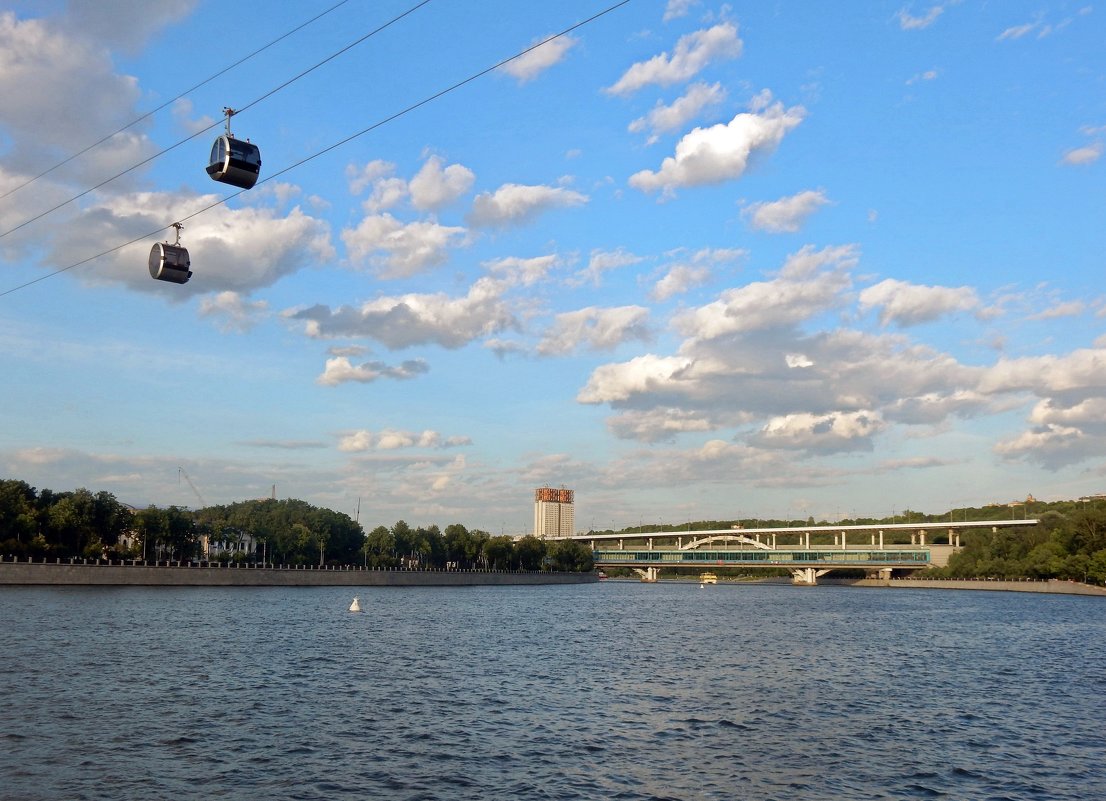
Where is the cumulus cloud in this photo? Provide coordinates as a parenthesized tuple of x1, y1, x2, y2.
(198, 291, 269, 332)
(0, 12, 155, 181)
(674, 245, 857, 339)
(628, 82, 727, 144)
(606, 22, 742, 95)
(859, 278, 980, 327)
(742, 189, 830, 233)
(499, 34, 577, 83)
(577, 354, 695, 404)
(538, 306, 651, 356)
(751, 410, 886, 453)
(338, 428, 471, 451)
(650, 247, 743, 301)
(652, 264, 711, 301)
(288, 276, 518, 349)
(341, 213, 467, 277)
(316, 357, 429, 386)
(994, 424, 1089, 468)
(408, 155, 475, 210)
(46, 191, 333, 295)
(468, 183, 587, 228)
(629, 97, 805, 197)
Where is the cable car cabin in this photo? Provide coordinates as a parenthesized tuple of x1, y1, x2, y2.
(149, 242, 192, 284)
(206, 135, 261, 189)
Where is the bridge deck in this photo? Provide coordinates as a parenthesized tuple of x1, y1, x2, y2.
(594, 548, 930, 569)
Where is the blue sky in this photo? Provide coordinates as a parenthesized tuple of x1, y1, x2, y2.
(1, 0, 1104, 534)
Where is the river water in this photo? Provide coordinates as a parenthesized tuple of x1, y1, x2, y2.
(2, 581, 1103, 800)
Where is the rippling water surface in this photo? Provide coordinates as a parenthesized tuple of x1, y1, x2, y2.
(2, 582, 1104, 800)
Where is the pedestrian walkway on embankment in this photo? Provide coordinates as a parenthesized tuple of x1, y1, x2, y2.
(0, 556, 596, 587)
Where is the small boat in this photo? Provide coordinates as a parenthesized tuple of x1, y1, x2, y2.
(348, 597, 362, 613)
(699, 572, 718, 585)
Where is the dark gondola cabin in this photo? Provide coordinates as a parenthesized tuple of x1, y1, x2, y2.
(149, 242, 191, 284)
(206, 135, 261, 189)
(149, 223, 191, 284)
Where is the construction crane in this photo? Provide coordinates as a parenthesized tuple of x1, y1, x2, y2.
(178, 467, 207, 509)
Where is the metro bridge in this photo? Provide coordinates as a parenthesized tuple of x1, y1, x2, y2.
(554, 520, 1039, 585)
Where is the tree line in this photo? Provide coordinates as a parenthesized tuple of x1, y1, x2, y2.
(0, 479, 593, 572)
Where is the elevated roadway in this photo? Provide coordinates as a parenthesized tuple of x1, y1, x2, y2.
(553, 519, 1039, 585)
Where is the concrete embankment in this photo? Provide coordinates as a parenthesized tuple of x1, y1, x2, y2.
(825, 577, 1106, 597)
(0, 559, 597, 587)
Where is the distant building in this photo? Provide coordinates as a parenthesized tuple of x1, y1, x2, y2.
(534, 487, 574, 539)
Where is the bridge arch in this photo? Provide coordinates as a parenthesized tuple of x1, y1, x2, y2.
(681, 534, 773, 551)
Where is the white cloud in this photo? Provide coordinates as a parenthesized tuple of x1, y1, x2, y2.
(606, 22, 742, 96)
(316, 357, 429, 386)
(1062, 143, 1103, 165)
(338, 429, 471, 451)
(570, 248, 643, 287)
(897, 5, 945, 30)
(859, 278, 980, 327)
(607, 408, 714, 442)
(906, 69, 939, 85)
(994, 424, 1090, 468)
(742, 189, 829, 233)
(59, 1, 198, 53)
(47, 191, 333, 295)
(484, 254, 560, 286)
(341, 213, 467, 278)
(538, 306, 651, 356)
(996, 22, 1035, 41)
(628, 82, 727, 144)
(499, 34, 577, 83)
(675, 245, 857, 339)
(663, 0, 700, 22)
(468, 183, 587, 228)
(652, 264, 711, 301)
(347, 159, 396, 195)
(751, 410, 886, 453)
(409, 155, 475, 211)
(577, 354, 695, 404)
(629, 98, 805, 197)
(171, 98, 215, 135)
(198, 291, 269, 332)
(289, 277, 518, 349)
(1029, 300, 1085, 320)
(0, 12, 155, 182)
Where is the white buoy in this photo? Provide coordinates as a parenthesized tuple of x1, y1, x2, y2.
(349, 597, 362, 613)
(699, 583, 704, 589)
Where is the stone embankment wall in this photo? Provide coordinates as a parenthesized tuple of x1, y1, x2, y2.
(829, 577, 1106, 597)
(0, 558, 597, 587)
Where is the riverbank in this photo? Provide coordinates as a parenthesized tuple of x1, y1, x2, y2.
(828, 576, 1106, 596)
(0, 558, 597, 587)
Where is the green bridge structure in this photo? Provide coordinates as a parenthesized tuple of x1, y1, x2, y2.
(556, 520, 1039, 585)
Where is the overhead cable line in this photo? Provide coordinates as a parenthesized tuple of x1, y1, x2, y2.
(0, 0, 434, 242)
(0, 0, 352, 202)
(0, 0, 634, 300)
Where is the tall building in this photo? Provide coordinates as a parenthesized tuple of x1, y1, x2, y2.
(533, 486, 574, 539)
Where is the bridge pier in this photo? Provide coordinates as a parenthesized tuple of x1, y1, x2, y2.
(790, 567, 831, 586)
(633, 567, 660, 583)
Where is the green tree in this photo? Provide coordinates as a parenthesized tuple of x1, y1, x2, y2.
(515, 535, 546, 571)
